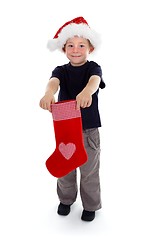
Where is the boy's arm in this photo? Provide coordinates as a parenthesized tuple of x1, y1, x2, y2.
(76, 75, 100, 110)
(39, 77, 60, 111)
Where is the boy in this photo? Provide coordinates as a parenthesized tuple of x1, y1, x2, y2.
(40, 17, 105, 221)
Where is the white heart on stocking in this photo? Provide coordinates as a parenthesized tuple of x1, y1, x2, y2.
(59, 142, 76, 160)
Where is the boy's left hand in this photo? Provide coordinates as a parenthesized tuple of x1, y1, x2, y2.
(76, 89, 92, 110)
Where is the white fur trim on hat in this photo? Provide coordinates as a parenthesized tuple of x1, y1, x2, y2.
(47, 23, 101, 52)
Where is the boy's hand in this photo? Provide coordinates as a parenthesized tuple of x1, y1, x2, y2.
(39, 94, 55, 112)
(76, 89, 92, 110)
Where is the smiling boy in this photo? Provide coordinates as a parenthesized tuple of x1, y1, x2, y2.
(40, 17, 105, 221)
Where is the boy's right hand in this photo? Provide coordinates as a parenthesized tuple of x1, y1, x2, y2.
(39, 94, 55, 112)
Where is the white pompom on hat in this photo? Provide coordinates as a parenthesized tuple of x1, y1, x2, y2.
(47, 16, 101, 52)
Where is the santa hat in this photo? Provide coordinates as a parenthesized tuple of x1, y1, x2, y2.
(47, 16, 101, 52)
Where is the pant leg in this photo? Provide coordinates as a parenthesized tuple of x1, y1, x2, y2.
(57, 169, 77, 205)
(80, 128, 102, 211)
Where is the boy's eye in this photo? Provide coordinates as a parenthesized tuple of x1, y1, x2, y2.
(79, 44, 85, 48)
(67, 44, 73, 48)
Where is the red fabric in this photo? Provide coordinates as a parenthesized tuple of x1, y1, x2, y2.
(53, 16, 89, 39)
(46, 100, 87, 178)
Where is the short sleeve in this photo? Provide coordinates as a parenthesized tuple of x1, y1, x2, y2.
(89, 61, 106, 89)
(50, 66, 64, 80)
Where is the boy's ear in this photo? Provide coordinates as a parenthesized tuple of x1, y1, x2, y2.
(89, 47, 94, 53)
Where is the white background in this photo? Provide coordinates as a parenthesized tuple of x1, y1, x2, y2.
(0, 0, 147, 239)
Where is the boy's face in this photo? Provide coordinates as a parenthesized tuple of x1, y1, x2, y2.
(64, 36, 94, 66)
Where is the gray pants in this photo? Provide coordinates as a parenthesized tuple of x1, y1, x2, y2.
(57, 128, 102, 211)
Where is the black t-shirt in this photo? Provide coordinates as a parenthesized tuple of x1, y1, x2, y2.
(50, 60, 105, 129)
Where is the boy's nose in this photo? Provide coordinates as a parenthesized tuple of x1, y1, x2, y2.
(73, 46, 78, 52)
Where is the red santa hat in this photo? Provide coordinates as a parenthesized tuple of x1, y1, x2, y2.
(47, 17, 101, 52)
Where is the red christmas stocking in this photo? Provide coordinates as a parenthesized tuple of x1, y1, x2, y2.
(46, 100, 87, 178)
